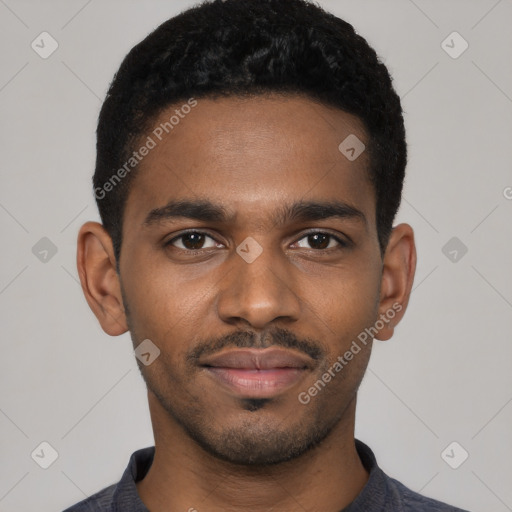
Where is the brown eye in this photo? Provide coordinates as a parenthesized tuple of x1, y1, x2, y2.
(295, 232, 346, 250)
(166, 231, 218, 250)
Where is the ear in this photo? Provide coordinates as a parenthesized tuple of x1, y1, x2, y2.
(76, 221, 128, 336)
(375, 223, 417, 341)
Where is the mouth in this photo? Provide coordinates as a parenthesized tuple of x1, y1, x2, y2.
(200, 348, 313, 398)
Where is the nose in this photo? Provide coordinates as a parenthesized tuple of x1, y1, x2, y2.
(216, 240, 302, 330)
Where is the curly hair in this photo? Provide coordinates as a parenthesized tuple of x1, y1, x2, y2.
(93, 0, 406, 264)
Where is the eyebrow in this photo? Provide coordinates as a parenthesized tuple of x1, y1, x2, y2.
(143, 198, 367, 229)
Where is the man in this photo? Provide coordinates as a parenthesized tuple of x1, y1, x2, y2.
(66, 0, 469, 510)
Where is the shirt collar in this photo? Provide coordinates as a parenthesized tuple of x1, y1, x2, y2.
(111, 439, 386, 511)
(112, 446, 154, 511)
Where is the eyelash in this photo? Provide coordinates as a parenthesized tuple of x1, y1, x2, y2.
(164, 230, 350, 253)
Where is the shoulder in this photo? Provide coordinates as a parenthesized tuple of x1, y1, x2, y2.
(388, 476, 471, 511)
(352, 440, 471, 512)
(62, 483, 117, 511)
(61, 446, 154, 511)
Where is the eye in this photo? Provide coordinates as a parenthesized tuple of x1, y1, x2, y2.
(293, 231, 348, 250)
(164, 230, 349, 253)
(165, 231, 220, 251)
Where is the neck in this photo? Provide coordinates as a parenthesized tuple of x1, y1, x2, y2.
(136, 391, 369, 512)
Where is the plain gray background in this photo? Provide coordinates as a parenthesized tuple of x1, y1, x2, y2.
(1, 1, 511, 511)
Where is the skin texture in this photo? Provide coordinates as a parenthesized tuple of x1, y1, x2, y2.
(77, 94, 416, 512)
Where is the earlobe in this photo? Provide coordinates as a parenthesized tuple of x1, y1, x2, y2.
(76, 221, 128, 336)
(375, 223, 417, 341)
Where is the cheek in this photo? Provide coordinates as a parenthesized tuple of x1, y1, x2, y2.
(303, 260, 381, 339)
(121, 256, 214, 347)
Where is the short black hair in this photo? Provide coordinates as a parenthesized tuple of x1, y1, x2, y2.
(93, 0, 406, 265)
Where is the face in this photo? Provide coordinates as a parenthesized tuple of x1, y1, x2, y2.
(81, 94, 415, 466)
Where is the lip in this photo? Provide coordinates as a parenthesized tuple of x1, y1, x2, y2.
(201, 347, 313, 370)
(200, 348, 313, 398)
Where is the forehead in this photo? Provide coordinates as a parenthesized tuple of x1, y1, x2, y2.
(122, 94, 375, 231)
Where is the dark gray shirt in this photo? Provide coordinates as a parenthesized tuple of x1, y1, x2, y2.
(62, 440, 470, 511)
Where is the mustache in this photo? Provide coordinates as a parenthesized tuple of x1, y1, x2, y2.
(187, 327, 325, 365)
